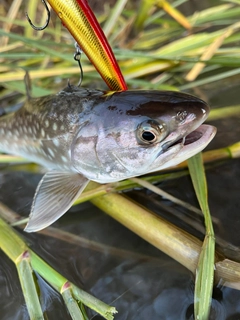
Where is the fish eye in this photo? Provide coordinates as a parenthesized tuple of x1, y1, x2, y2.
(137, 120, 167, 145)
(142, 131, 156, 142)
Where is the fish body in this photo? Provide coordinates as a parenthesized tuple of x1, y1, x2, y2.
(0, 86, 216, 232)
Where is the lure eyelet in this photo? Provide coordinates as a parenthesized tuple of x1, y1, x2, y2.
(26, 0, 50, 31)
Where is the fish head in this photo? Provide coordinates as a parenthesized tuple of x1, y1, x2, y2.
(71, 90, 216, 182)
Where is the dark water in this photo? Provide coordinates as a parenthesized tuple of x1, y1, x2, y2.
(0, 79, 240, 320)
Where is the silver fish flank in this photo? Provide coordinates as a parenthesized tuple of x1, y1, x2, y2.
(0, 85, 216, 232)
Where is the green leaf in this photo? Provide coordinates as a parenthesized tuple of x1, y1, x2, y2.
(188, 153, 215, 320)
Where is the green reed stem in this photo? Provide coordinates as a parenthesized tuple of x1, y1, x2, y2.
(188, 153, 215, 320)
(0, 216, 117, 320)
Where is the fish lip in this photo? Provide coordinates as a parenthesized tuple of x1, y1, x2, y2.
(182, 124, 216, 147)
(160, 124, 216, 155)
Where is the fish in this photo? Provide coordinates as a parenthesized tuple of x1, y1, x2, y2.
(0, 85, 216, 232)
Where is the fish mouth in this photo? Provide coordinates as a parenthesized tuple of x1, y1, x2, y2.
(156, 124, 216, 170)
(184, 127, 205, 145)
(162, 124, 216, 151)
(181, 124, 216, 148)
(172, 125, 210, 147)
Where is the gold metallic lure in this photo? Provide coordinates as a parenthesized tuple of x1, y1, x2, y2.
(46, 0, 127, 91)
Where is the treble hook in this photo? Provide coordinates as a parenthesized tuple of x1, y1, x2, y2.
(74, 43, 84, 87)
(26, 0, 50, 31)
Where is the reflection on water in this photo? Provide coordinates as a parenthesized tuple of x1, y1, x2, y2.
(0, 85, 240, 319)
(91, 260, 194, 319)
(0, 251, 27, 320)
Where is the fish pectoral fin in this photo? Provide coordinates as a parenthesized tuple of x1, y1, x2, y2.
(24, 171, 89, 233)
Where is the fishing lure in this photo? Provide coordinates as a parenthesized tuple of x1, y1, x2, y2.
(26, 0, 127, 91)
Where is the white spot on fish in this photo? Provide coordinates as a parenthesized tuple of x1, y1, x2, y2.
(60, 125, 65, 131)
(45, 120, 49, 127)
(61, 155, 68, 163)
(48, 148, 55, 158)
(63, 165, 70, 170)
(41, 128, 45, 138)
(53, 139, 60, 147)
(53, 123, 58, 131)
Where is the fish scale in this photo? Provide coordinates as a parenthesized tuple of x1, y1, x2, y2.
(0, 86, 102, 169)
(0, 86, 216, 232)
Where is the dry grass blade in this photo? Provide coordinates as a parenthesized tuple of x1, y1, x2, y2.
(103, 0, 128, 37)
(185, 29, 232, 81)
(90, 193, 240, 290)
(1, 200, 240, 293)
(186, 21, 240, 81)
(0, 0, 23, 47)
(157, 0, 191, 29)
(131, 177, 202, 216)
(1, 2, 240, 91)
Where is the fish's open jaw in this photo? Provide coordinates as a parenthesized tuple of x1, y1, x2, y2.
(155, 124, 216, 171)
(168, 124, 216, 150)
(184, 127, 205, 145)
(184, 124, 216, 149)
